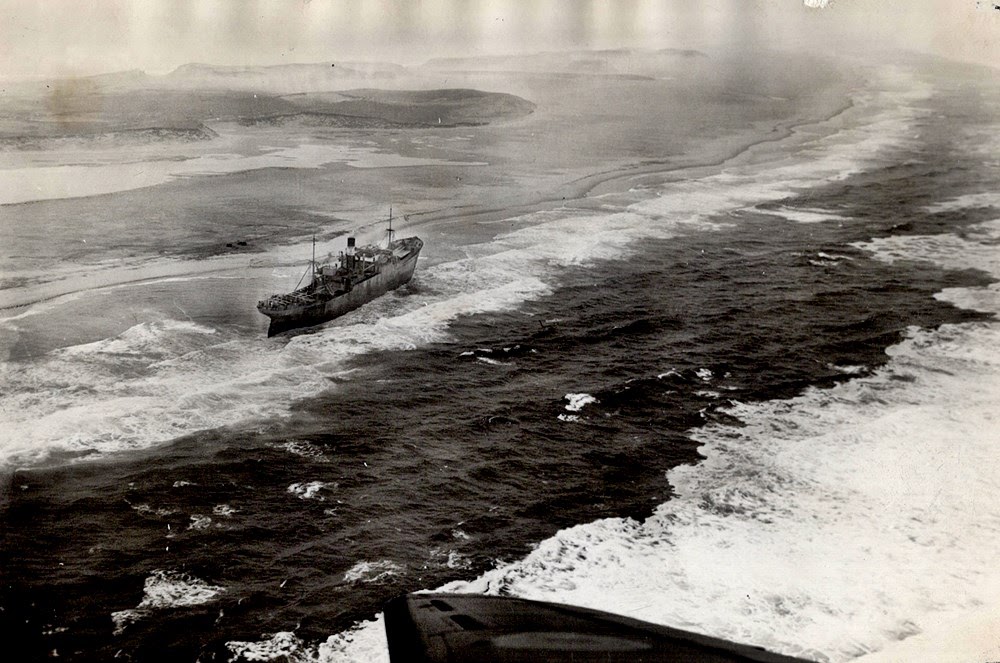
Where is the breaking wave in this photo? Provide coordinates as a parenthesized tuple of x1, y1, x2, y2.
(0, 69, 928, 472)
(219, 68, 1000, 663)
(111, 570, 224, 635)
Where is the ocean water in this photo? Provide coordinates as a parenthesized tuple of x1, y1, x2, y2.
(2, 64, 999, 662)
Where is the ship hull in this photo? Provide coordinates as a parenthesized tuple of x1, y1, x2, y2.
(262, 242, 421, 336)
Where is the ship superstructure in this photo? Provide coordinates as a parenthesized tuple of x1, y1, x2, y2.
(257, 214, 422, 335)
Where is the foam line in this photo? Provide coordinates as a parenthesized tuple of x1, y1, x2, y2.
(427, 221, 1000, 661)
(236, 68, 989, 663)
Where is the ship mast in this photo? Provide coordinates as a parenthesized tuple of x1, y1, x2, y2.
(310, 235, 317, 284)
(386, 206, 396, 246)
(293, 234, 318, 291)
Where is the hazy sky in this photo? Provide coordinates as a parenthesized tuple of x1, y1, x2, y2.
(0, 0, 997, 79)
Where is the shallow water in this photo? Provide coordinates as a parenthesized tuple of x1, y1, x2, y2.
(0, 124, 487, 206)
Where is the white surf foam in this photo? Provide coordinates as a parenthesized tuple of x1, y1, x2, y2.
(343, 560, 404, 584)
(0, 318, 335, 468)
(857, 219, 1000, 295)
(428, 311, 1000, 661)
(227, 631, 307, 662)
(923, 192, 1000, 214)
(287, 481, 335, 501)
(417, 219, 998, 661)
(564, 393, 597, 412)
(228, 617, 390, 663)
(852, 607, 1000, 663)
(111, 570, 224, 635)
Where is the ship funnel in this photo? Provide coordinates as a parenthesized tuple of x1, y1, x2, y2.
(346, 237, 356, 256)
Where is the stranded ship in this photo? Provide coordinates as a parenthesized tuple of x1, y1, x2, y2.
(257, 214, 423, 335)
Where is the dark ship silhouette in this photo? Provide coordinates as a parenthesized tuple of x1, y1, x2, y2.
(385, 593, 813, 663)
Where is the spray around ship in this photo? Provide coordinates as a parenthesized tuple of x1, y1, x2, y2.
(257, 211, 423, 336)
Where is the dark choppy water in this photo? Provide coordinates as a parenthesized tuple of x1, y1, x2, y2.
(3, 68, 1000, 662)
